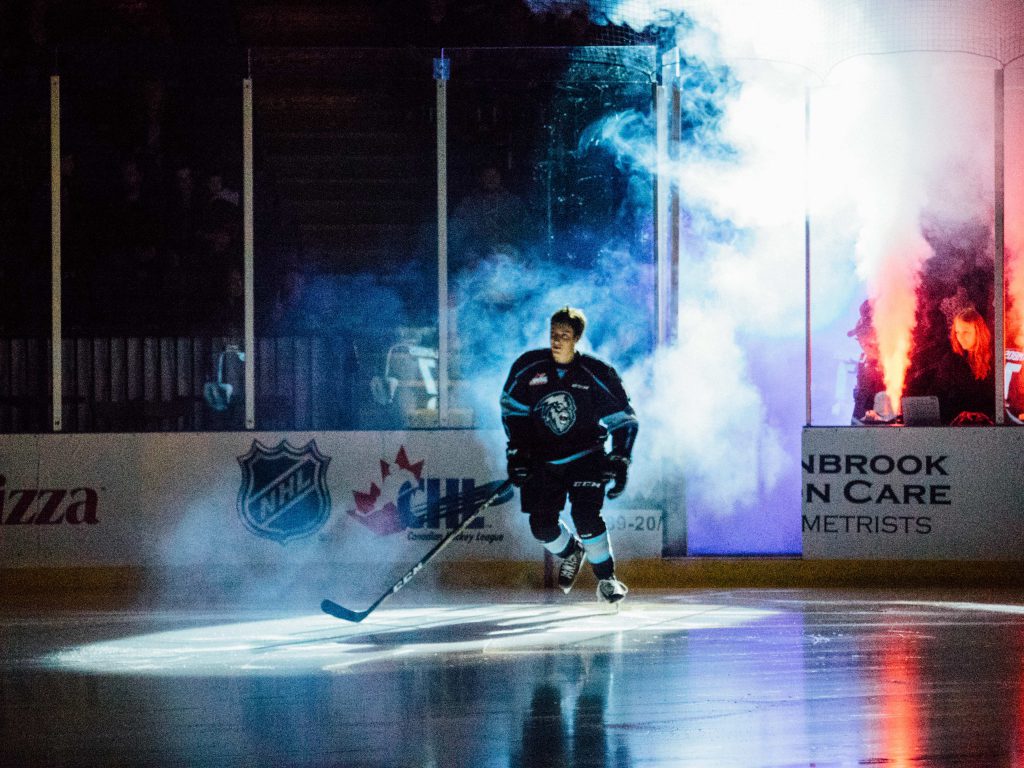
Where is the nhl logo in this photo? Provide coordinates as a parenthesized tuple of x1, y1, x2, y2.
(237, 440, 332, 544)
(537, 391, 577, 436)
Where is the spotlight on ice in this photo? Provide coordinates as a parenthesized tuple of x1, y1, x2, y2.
(46, 602, 779, 677)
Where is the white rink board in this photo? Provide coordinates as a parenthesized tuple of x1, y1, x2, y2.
(803, 427, 1024, 559)
(0, 431, 663, 567)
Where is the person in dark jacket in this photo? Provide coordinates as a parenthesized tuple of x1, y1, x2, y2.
(937, 307, 995, 424)
(500, 307, 638, 604)
(848, 300, 886, 423)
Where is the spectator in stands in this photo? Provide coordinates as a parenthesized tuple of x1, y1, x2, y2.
(204, 167, 240, 208)
(847, 300, 886, 424)
(211, 264, 245, 337)
(164, 158, 199, 254)
(110, 155, 161, 248)
(196, 165, 240, 250)
(87, 155, 163, 329)
(271, 264, 314, 334)
(450, 163, 528, 271)
(193, 166, 242, 289)
(192, 197, 242, 333)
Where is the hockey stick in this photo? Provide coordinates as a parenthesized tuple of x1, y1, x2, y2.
(321, 479, 514, 622)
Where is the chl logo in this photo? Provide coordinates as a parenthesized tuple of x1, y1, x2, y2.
(237, 440, 332, 544)
(346, 446, 513, 535)
(537, 391, 577, 435)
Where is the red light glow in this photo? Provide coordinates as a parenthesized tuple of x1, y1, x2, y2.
(879, 633, 923, 767)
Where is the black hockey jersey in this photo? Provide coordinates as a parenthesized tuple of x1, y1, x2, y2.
(500, 349, 638, 464)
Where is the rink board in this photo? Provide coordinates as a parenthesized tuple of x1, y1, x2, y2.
(0, 431, 664, 568)
(803, 427, 1024, 559)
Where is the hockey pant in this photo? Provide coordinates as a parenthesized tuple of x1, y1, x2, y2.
(520, 451, 616, 580)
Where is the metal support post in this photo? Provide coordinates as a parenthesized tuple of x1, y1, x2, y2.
(668, 81, 682, 346)
(804, 86, 813, 426)
(655, 81, 670, 346)
(50, 75, 62, 431)
(995, 67, 1006, 425)
(435, 55, 450, 427)
(243, 75, 256, 430)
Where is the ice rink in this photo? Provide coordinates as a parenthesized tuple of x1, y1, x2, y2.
(4, 585, 1024, 767)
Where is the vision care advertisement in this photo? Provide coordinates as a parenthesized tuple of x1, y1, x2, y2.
(0, 431, 663, 568)
(803, 427, 1024, 559)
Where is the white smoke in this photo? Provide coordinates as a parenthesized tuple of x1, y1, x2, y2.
(615, 8, 811, 518)
(455, 2, 1005, 549)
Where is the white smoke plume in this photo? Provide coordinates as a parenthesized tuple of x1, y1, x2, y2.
(484, 1, 1006, 549)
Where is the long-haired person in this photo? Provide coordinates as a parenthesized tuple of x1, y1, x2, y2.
(939, 307, 995, 424)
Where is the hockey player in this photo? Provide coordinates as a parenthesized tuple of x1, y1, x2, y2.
(500, 306, 638, 604)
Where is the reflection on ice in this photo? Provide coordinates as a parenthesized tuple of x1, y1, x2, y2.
(17, 593, 1024, 767)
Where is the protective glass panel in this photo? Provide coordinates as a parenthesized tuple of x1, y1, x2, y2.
(809, 56, 997, 428)
(59, 45, 243, 431)
(1005, 61, 1024, 424)
(0, 66, 50, 433)
(251, 48, 437, 430)
(445, 46, 658, 431)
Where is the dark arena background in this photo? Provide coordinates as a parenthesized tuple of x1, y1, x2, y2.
(3, 1, 1024, 766)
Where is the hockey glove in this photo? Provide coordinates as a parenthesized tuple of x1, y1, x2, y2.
(603, 454, 630, 499)
(506, 448, 533, 487)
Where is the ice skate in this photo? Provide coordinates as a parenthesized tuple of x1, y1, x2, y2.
(596, 577, 628, 605)
(557, 539, 587, 594)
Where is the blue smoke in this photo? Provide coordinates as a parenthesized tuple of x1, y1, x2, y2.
(454, 243, 656, 383)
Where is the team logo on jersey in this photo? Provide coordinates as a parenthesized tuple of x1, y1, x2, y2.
(237, 439, 332, 544)
(529, 372, 549, 386)
(537, 391, 577, 435)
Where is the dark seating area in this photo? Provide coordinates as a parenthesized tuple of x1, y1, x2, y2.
(0, 1, 658, 432)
